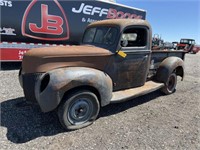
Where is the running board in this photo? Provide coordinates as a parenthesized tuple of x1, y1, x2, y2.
(111, 81, 164, 103)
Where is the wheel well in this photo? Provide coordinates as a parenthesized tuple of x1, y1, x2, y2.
(61, 86, 101, 105)
(175, 66, 184, 79)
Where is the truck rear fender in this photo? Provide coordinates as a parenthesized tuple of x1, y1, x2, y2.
(35, 67, 113, 112)
(155, 57, 184, 83)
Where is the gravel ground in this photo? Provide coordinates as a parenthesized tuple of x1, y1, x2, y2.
(0, 53, 200, 150)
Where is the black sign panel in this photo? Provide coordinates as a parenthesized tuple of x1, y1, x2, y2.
(1, 0, 146, 44)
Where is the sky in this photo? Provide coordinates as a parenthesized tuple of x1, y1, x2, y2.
(117, 0, 200, 44)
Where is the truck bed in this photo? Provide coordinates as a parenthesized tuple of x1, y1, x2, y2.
(148, 50, 185, 78)
(151, 50, 185, 61)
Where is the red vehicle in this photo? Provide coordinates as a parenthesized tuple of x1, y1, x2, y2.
(176, 39, 199, 53)
(192, 45, 200, 54)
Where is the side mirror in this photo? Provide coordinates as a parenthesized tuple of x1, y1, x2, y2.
(121, 39, 128, 47)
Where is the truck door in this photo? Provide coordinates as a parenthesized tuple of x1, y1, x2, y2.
(108, 26, 151, 91)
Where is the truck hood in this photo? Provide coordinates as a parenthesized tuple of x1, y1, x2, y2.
(22, 45, 113, 73)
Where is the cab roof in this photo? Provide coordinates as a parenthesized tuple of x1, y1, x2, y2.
(88, 19, 151, 30)
(180, 39, 195, 41)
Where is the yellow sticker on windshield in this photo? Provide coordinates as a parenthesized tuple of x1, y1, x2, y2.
(117, 50, 127, 58)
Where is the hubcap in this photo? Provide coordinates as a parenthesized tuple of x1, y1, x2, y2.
(68, 98, 93, 125)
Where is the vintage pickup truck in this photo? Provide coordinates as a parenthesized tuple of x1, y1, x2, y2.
(19, 19, 185, 130)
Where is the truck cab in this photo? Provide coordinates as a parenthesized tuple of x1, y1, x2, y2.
(82, 19, 152, 90)
(19, 19, 185, 130)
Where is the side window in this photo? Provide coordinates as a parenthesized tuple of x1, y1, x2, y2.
(121, 28, 147, 47)
(83, 28, 96, 43)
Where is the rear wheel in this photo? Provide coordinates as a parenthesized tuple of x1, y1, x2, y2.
(161, 73, 177, 94)
(58, 90, 100, 130)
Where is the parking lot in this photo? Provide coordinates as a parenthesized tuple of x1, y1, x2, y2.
(0, 53, 200, 150)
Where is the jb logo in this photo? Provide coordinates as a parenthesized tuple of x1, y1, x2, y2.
(29, 4, 63, 35)
(22, 0, 69, 41)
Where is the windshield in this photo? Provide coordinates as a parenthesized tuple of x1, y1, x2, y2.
(83, 27, 118, 46)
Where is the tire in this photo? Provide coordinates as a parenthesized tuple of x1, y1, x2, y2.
(58, 90, 100, 130)
(160, 73, 177, 95)
(192, 51, 196, 54)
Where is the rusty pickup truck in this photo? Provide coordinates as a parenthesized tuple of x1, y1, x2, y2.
(19, 19, 185, 130)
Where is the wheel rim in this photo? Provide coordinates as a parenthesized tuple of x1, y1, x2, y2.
(167, 74, 176, 92)
(68, 98, 93, 125)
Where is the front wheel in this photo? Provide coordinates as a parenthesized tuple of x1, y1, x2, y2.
(160, 73, 177, 95)
(58, 90, 100, 130)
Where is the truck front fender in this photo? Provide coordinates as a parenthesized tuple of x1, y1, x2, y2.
(35, 67, 113, 112)
(156, 56, 184, 83)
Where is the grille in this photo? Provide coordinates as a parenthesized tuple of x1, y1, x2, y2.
(22, 73, 43, 102)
